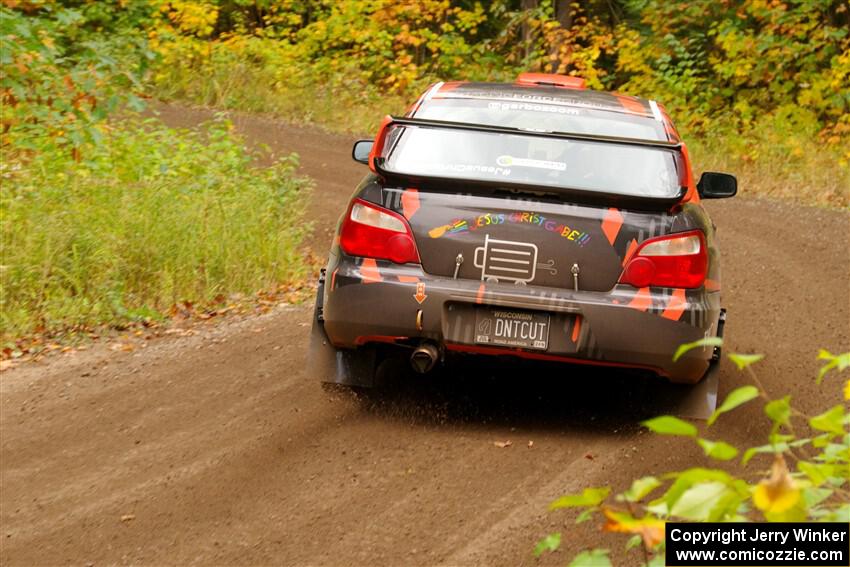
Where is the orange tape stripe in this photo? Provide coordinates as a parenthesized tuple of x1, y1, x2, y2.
(476, 283, 486, 304)
(627, 287, 652, 312)
(617, 95, 648, 115)
(622, 238, 638, 267)
(401, 188, 420, 219)
(661, 288, 687, 321)
(571, 317, 582, 342)
(360, 258, 383, 284)
(601, 208, 624, 245)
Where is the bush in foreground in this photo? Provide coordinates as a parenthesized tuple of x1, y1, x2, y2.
(1, 117, 311, 339)
(534, 345, 850, 566)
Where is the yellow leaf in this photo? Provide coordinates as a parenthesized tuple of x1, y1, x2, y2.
(753, 455, 800, 515)
(602, 507, 664, 548)
(844, 379, 850, 401)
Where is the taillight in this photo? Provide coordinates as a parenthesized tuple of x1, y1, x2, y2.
(619, 230, 707, 289)
(339, 199, 420, 264)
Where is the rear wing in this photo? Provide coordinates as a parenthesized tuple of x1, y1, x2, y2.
(369, 116, 687, 210)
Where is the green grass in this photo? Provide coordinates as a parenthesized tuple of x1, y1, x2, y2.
(153, 40, 411, 136)
(688, 114, 850, 209)
(1, 117, 311, 339)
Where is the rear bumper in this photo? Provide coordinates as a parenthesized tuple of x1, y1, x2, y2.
(322, 256, 721, 383)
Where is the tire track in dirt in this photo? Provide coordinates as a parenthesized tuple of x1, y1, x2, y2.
(1, 103, 847, 566)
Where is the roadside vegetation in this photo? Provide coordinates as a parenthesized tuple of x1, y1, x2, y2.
(1, 119, 309, 338)
(535, 346, 850, 565)
(1, 3, 310, 343)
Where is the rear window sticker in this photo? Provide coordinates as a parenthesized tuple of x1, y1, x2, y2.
(487, 101, 580, 116)
(497, 155, 567, 171)
(423, 162, 511, 176)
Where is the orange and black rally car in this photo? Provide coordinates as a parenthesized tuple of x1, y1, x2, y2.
(309, 73, 737, 388)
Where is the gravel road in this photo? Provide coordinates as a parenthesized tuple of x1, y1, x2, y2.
(1, 104, 847, 566)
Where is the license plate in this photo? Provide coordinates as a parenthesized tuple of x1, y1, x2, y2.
(474, 308, 550, 350)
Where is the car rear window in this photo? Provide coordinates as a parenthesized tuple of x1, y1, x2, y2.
(379, 124, 683, 199)
(417, 97, 667, 140)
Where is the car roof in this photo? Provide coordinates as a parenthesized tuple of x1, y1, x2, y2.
(422, 80, 669, 127)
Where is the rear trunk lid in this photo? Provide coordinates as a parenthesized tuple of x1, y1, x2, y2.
(395, 188, 672, 292)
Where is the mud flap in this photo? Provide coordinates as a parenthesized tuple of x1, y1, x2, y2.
(649, 362, 719, 420)
(307, 271, 377, 388)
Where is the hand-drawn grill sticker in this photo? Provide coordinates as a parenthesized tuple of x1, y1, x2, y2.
(473, 234, 557, 285)
(496, 155, 566, 171)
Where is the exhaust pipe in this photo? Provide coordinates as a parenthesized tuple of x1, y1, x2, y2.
(410, 343, 440, 374)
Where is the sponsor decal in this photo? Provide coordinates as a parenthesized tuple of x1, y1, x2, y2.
(487, 101, 580, 115)
(422, 162, 511, 176)
(496, 155, 566, 171)
(453, 90, 613, 111)
(427, 211, 591, 246)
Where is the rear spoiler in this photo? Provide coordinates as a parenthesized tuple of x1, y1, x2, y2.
(384, 116, 682, 150)
(370, 116, 686, 211)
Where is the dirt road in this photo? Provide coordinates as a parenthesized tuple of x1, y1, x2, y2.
(2, 105, 848, 566)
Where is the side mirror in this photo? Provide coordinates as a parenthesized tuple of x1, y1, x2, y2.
(352, 139, 373, 164)
(697, 172, 737, 199)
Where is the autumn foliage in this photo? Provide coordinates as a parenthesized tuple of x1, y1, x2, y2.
(151, 0, 848, 206)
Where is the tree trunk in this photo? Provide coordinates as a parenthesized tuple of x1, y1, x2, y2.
(521, 0, 538, 61)
(549, 0, 574, 72)
(554, 0, 572, 28)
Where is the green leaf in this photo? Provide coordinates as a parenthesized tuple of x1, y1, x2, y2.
(625, 534, 642, 551)
(706, 484, 747, 522)
(742, 442, 789, 465)
(669, 481, 731, 520)
(821, 442, 848, 461)
(812, 433, 833, 448)
(816, 349, 850, 384)
(660, 468, 732, 512)
(708, 385, 759, 425)
(642, 416, 698, 437)
(765, 396, 791, 427)
(809, 405, 846, 436)
(575, 508, 595, 524)
(550, 487, 611, 510)
(728, 352, 764, 371)
(533, 533, 561, 557)
(802, 487, 832, 509)
(798, 462, 833, 486)
(697, 438, 739, 460)
(622, 476, 662, 502)
(674, 337, 723, 362)
(568, 549, 612, 567)
(829, 504, 850, 522)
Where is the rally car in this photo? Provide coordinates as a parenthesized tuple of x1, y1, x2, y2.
(309, 73, 736, 387)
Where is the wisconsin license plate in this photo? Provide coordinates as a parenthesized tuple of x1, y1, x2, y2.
(474, 308, 550, 350)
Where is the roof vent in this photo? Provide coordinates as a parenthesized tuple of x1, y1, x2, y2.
(515, 72, 586, 89)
